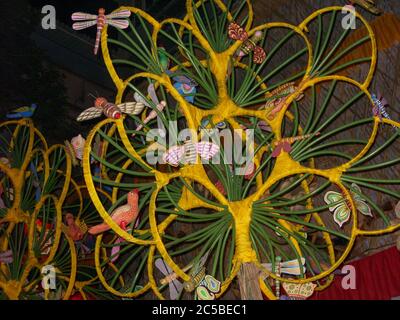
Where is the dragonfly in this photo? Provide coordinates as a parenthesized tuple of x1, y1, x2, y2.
(72, 8, 131, 55)
(228, 22, 266, 64)
(281, 282, 317, 300)
(76, 97, 145, 122)
(155, 251, 221, 300)
(271, 133, 319, 157)
(261, 256, 306, 299)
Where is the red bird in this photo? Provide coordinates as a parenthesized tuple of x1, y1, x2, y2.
(88, 189, 139, 235)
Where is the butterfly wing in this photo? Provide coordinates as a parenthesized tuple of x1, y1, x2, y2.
(76, 107, 102, 121)
(253, 46, 266, 64)
(355, 199, 373, 217)
(71, 12, 98, 21)
(333, 204, 351, 228)
(228, 22, 248, 41)
(72, 20, 97, 30)
(282, 141, 292, 153)
(204, 275, 221, 293)
(324, 191, 345, 212)
(196, 285, 215, 300)
(118, 102, 145, 115)
(163, 146, 185, 167)
(196, 142, 220, 161)
(107, 19, 130, 29)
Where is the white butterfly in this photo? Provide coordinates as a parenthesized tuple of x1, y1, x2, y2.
(162, 141, 220, 167)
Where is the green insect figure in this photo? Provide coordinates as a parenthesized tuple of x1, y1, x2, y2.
(324, 183, 372, 228)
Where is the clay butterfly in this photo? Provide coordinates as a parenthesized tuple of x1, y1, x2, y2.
(77, 97, 145, 122)
(324, 183, 372, 228)
(162, 141, 220, 167)
(228, 22, 266, 64)
(281, 282, 316, 300)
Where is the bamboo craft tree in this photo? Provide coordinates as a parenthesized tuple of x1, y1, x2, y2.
(80, 0, 400, 300)
(0, 120, 116, 300)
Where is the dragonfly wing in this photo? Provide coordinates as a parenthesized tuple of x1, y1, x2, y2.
(324, 191, 345, 212)
(333, 204, 351, 228)
(71, 12, 98, 21)
(155, 258, 172, 276)
(107, 20, 130, 29)
(281, 257, 305, 269)
(134, 92, 151, 108)
(76, 107, 102, 121)
(72, 20, 97, 30)
(118, 102, 145, 115)
(169, 280, 183, 300)
(148, 83, 160, 105)
(106, 10, 131, 19)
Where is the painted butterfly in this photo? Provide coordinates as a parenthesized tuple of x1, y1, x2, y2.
(228, 22, 266, 64)
(324, 183, 372, 228)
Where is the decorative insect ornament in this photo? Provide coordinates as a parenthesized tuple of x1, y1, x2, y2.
(371, 93, 397, 129)
(261, 257, 306, 299)
(324, 183, 372, 228)
(263, 82, 305, 120)
(228, 22, 266, 64)
(76, 97, 144, 122)
(281, 282, 317, 300)
(162, 141, 220, 167)
(271, 133, 320, 157)
(155, 251, 221, 300)
(72, 8, 131, 55)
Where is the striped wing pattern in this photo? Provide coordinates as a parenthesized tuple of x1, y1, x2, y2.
(72, 20, 97, 30)
(118, 102, 145, 115)
(196, 142, 219, 160)
(71, 12, 98, 21)
(106, 10, 131, 19)
(163, 146, 185, 167)
(107, 20, 130, 29)
(76, 107, 103, 122)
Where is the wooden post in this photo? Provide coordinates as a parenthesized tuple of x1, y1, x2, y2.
(238, 262, 263, 300)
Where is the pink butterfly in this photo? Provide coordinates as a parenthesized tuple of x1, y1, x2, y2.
(162, 141, 220, 167)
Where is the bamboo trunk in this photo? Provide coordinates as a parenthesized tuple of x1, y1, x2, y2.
(238, 262, 263, 300)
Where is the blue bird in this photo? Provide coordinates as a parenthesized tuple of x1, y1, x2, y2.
(6, 103, 38, 119)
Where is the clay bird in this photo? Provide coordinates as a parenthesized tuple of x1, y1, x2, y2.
(88, 189, 139, 235)
(349, 0, 381, 15)
(6, 104, 38, 119)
